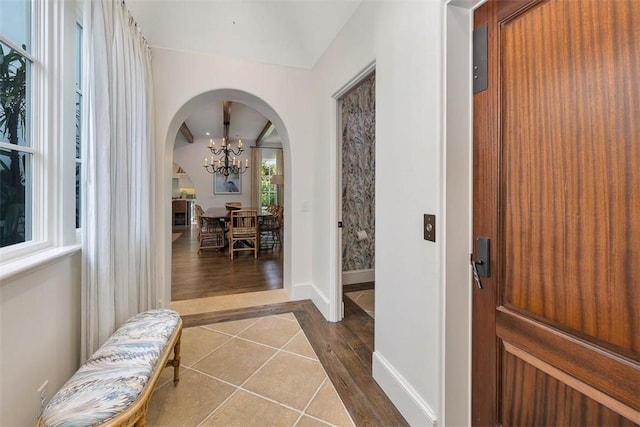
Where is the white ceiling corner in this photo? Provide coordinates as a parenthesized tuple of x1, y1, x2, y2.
(125, 0, 362, 70)
(126, 0, 361, 144)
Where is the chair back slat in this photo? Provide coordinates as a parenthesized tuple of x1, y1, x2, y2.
(229, 210, 258, 259)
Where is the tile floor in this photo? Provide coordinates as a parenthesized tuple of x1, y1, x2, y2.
(148, 313, 354, 426)
(344, 290, 375, 318)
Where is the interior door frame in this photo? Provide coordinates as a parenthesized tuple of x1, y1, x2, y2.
(442, 1, 487, 426)
(330, 61, 376, 323)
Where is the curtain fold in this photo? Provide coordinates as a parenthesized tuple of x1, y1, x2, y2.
(81, 0, 156, 361)
(250, 147, 263, 208)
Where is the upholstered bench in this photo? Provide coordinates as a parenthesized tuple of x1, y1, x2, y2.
(39, 309, 183, 427)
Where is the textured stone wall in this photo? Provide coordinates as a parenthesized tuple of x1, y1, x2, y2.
(341, 73, 375, 271)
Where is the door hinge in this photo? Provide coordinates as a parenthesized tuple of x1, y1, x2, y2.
(473, 24, 488, 94)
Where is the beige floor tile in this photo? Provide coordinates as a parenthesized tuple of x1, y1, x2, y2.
(154, 364, 178, 390)
(147, 369, 235, 426)
(202, 317, 260, 336)
(345, 290, 375, 319)
(179, 326, 232, 366)
(244, 352, 327, 410)
(201, 390, 300, 427)
(170, 289, 290, 316)
(356, 290, 375, 311)
(149, 314, 355, 427)
(239, 316, 302, 348)
(305, 380, 355, 427)
(275, 312, 297, 322)
(192, 337, 276, 385)
(295, 415, 333, 427)
(283, 331, 318, 360)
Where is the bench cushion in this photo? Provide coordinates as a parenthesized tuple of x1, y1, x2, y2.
(41, 309, 181, 427)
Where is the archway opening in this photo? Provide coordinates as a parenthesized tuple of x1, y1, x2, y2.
(161, 89, 292, 311)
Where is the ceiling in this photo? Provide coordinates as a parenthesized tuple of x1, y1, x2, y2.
(126, 0, 361, 70)
(177, 99, 281, 145)
(127, 0, 361, 145)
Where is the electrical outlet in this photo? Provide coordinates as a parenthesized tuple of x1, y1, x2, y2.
(37, 380, 48, 419)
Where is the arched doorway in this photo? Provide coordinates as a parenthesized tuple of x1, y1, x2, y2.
(160, 89, 293, 309)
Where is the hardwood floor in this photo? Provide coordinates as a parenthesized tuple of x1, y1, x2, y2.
(183, 298, 408, 426)
(343, 281, 375, 293)
(172, 225, 283, 301)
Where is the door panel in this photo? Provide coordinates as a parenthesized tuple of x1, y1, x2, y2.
(501, 348, 636, 426)
(501, 0, 640, 354)
(472, 0, 640, 424)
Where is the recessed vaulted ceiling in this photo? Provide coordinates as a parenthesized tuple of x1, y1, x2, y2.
(126, 0, 362, 70)
(127, 1, 361, 144)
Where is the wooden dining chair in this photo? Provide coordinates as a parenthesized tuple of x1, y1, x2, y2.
(229, 209, 258, 259)
(261, 205, 283, 249)
(195, 205, 205, 240)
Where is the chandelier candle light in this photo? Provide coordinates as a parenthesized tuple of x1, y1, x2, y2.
(203, 137, 249, 176)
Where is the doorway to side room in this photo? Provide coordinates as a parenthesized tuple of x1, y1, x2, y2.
(337, 68, 376, 321)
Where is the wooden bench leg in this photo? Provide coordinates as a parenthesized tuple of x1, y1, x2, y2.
(134, 405, 148, 427)
(168, 329, 182, 385)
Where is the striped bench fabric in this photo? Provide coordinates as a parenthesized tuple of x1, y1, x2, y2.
(39, 309, 183, 427)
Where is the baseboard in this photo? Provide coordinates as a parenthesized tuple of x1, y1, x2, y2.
(290, 281, 332, 321)
(373, 351, 438, 427)
(310, 284, 331, 320)
(290, 281, 312, 300)
(341, 268, 374, 285)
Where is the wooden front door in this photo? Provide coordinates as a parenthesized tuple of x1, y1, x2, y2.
(472, 0, 640, 425)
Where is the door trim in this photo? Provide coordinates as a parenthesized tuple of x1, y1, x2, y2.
(443, 1, 486, 426)
(330, 61, 376, 323)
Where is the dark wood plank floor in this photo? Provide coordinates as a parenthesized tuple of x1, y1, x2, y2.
(344, 281, 375, 293)
(172, 225, 283, 301)
(183, 298, 408, 426)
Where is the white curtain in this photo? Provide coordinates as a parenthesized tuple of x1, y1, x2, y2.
(250, 147, 263, 208)
(81, 0, 156, 361)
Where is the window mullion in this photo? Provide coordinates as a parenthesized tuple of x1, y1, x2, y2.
(0, 142, 36, 154)
(0, 34, 36, 62)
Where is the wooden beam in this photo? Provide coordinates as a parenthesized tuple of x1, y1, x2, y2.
(179, 122, 194, 143)
(223, 101, 232, 140)
(255, 120, 275, 146)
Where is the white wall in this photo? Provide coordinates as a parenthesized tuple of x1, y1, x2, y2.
(152, 49, 318, 307)
(0, 253, 82, 426)
(151, 2, 474, 425)
(311, 2, 447, 425)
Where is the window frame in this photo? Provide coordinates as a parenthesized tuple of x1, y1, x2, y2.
(75, 22, 83, 232)
(260, 158, 278, 209)
(0, 0, 81, 271)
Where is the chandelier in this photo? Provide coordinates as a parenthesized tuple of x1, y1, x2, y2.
(203, 137, 249, 176)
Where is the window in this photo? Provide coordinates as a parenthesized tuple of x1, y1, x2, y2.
(0, 0, 33, 248)
(261, 158, 277, 209)
(0, 0, 80, 267)
(75, 23, 82, 229)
